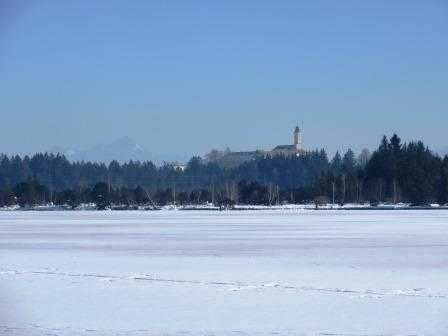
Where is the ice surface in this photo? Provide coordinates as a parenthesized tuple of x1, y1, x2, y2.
(1, 210, 447, 335)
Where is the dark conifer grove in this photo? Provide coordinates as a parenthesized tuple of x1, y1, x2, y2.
(0, 134, 447, 208)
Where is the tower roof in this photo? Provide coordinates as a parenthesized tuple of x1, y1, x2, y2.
(294, 126, 300, 132)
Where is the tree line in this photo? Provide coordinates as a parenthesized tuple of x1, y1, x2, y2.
(311, 135, 448, 205)
(0, 134, 447, 208)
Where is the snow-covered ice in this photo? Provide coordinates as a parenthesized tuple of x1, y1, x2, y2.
(1, 210, 447, 335)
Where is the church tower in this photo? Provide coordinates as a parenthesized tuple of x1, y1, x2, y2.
(293, 126, 303, 152)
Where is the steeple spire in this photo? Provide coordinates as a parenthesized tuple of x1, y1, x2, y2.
(293, 125, 303, 152)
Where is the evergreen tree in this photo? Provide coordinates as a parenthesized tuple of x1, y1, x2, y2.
(331, 152, 343, 173)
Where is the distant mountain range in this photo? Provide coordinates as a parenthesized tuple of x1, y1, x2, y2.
(49, 137, 160, 164)
(46, 139, 447, 166)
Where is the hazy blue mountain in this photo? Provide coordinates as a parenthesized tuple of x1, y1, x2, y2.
(49, 137, 159, 164)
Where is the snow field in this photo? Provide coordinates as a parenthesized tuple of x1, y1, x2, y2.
(1, 210, 447, 335)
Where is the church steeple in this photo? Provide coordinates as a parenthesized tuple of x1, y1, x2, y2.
(293, 125, 303, 152)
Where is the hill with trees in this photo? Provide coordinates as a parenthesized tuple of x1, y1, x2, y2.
(0, 134, 447, 208)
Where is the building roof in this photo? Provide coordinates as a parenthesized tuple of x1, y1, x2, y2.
(273, 145, 295, 151)
(217, 151, 265, 168)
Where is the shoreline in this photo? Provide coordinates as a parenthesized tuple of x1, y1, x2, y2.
(1, 205, 448, 212)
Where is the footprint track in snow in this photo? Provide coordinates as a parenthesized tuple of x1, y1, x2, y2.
(1, 268, 446, 300)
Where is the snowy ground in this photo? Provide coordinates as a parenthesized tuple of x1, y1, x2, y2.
(1, 210, 447, 335)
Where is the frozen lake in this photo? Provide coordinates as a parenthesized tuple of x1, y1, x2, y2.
(1, 210, 447, 335)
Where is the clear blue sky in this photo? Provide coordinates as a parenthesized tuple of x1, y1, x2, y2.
(0, 0, 447, 159)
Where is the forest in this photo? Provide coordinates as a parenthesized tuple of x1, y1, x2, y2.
(0, 134, 447, 208)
